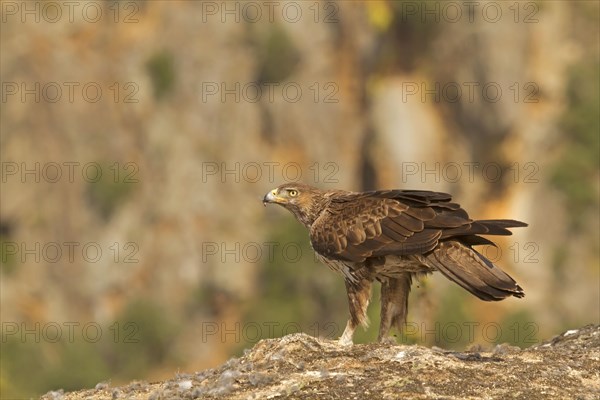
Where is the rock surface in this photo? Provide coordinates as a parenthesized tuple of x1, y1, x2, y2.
(46, 325, 600, 400)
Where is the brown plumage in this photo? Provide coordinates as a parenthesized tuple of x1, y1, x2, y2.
(263, 183, 526, 345)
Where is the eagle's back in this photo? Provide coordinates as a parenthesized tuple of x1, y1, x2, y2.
(310, 189, 475, 262)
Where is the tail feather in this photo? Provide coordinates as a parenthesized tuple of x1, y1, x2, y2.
(427, 241, 524, 301)
(441, 219, 528, 239)
(476, 219, 528, 236)
(478, 219, 529, 228)
(458, 235, 496, 247)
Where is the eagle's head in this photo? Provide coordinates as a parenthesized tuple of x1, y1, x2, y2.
(263, 183, 326, 227)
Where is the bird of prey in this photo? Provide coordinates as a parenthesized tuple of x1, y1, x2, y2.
(263, 183, 526, 345)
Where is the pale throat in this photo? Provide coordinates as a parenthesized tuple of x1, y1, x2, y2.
(291, 196, 327, 227)
(291, 206, 316, 227)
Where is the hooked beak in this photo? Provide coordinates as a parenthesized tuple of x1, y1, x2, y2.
(263, 189, 283, 206)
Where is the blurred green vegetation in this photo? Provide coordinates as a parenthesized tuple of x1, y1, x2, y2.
(1, 333, 114, 398)
(0, 235, 18, 276)
(146, 50, 176, 100)
(550, 62, 600, 229)
(240, 216, 347, 351)
(427, 287, 539, 349)
(0, 220, 17, 276)
(377, 1, 440, 72)
(498, 309, 539, 348)
(85, 162, 136, 220)
(0, 300, 178, 399)
(105, 299, 180, 378)
(429, 286, 472, 348)
(189, 281, 238, 318)
(253, 24, 300, 84)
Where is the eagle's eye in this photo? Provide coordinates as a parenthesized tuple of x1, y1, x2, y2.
(288, 189, 298, 197)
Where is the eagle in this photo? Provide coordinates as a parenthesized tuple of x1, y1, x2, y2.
(263, 183, 526, 345)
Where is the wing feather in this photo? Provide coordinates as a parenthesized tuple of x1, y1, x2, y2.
(310, 191, 450, 261)
(384, 217, 417, 237)
(380, 224, 410, 242)
(310, 189, 526, 263)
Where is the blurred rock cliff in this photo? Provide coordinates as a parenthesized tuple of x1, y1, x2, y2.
(1, 1, 598, 398)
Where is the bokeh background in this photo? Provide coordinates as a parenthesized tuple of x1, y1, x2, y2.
(1, 1, 599, 398)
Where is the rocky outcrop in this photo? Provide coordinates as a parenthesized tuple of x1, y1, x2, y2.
(48, 325, 600, 400)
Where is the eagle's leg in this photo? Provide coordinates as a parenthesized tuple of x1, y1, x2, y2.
(339, 276, 372, 346)
(378, 273, 413, 343)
